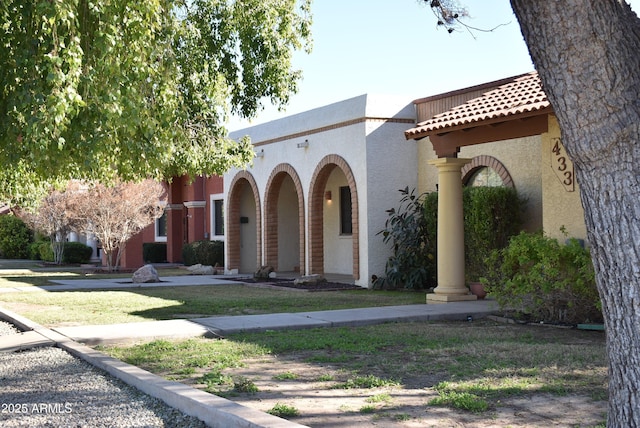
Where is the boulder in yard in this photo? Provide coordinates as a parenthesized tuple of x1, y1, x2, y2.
(254, 265, 275, 279)
(293, 274, 326, 285)
(132, 264, 160, 283)
(187, 264, 215, 275)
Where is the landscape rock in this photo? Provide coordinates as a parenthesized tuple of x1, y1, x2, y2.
(254, 265, 275, 279)
(132, 264, 160, 283)
(293, 274, 326, 285)
(187, 264, 215, 275)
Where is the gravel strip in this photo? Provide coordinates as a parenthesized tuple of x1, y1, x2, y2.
(0, 321, 208, 427)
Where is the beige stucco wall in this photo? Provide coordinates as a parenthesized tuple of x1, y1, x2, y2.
(416, 115, 587, 244)
(540, 115, 587, 242)
(416, 135, 544, 233)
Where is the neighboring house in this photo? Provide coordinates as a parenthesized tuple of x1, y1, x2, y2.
(113, 71, 587, 292)
(407, 71, 586, 243)
(225, 94, 417, 287)
(405, 71, 586, 301)
(116, 175, 224, 269)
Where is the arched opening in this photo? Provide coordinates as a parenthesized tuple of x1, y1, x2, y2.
(308, 155, 359, 280)
(264, 164, 305, 274)
(462, 155, 514, 188)
(227, 172, 261, 274)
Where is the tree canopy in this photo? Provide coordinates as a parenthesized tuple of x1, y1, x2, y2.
(0, 0, 312, 206)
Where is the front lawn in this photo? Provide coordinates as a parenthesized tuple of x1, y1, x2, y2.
(0, 283, 424, 327)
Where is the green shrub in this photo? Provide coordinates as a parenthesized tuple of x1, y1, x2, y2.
(28, 241, 45, 260)
(38, 241, 54, 262)
(63, 242, 93, 263)
(377, 186, 522, 290)
(376, 188, 435, 289)
(0, 215, 32, 259)
(143, 243, 167, 263)
(464, 186, 524, 282)
(182, 240, 224, 267)
(37, 241, 92, 264)
(483, 231, 601, 324)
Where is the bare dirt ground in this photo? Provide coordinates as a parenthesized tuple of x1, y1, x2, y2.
(181, 354, 607, 428)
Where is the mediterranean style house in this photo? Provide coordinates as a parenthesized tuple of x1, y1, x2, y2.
(405, 71, 585, 301)
(224, 94, 417, 286)
(112, 71, 586, 296)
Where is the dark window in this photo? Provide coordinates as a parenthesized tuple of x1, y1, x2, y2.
(213, 199, 224, 236)
(156, 211, 167, 237)
(339, 186, 352, 235)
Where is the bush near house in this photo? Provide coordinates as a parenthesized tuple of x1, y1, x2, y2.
(63, 242, 93, 264)
(483, 231, 602, 325)
(28, 240, 45, 260)
(0, 215, 32, 259)
(143, 243, 167, 263)
(376, 188, 435, 290)
(376, 186, 522, 290)
(38, 241, 93, 264)
(182, 240, 224, 267)
(463, 186, 524, 282)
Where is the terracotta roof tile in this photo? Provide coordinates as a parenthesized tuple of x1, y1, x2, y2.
(405, 72, 551, 139)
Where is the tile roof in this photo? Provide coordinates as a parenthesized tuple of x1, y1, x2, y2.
(405, 72, 551, 139)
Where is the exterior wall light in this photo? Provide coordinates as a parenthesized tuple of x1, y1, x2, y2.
(297, 139, 309, 148)
(325, 190, 332, 201)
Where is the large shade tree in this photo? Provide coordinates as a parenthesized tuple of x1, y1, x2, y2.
(0, 0, 312, 206)
(430, 0, 640, 424)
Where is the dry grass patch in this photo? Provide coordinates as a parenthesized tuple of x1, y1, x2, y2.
(101, 320, 608, 427)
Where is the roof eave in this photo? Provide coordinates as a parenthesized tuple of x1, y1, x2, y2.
(405, 106, 554, 141)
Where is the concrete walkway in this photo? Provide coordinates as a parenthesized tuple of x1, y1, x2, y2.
(0, 274, 498, 427)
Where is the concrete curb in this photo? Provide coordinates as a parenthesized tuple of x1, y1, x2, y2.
(0, 306, 307, 428)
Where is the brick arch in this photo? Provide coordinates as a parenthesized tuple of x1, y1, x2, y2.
(308, 154, 359, 280)
(461, 155, 514, 188)
(227, 171, 262, 272)
(264, 163, 305, 273)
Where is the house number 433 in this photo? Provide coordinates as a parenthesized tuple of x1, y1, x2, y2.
(551, 138, 575, 192)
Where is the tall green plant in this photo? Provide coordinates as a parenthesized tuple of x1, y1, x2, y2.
(463, 186, 524, 282)
(377, 188, 435, 289)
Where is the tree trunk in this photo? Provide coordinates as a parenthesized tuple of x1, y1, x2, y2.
(51, 233, 65, 265)
(510, 0, 640, 424)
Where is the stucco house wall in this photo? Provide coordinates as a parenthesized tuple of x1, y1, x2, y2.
(415, 134, 543, 233)
(541, 115, 587, 242)
(226, 94, 416, 286)
(459, 136, 543, 232)
(364, 117, 419, 280)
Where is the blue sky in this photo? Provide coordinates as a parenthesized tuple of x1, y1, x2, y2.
(228, 0, 639, 131)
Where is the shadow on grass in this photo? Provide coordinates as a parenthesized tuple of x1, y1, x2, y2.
(0, 282, 425, 325)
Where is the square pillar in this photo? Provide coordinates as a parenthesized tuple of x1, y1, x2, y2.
(184, 201, 207, 242)
(427, 158, 477, 303)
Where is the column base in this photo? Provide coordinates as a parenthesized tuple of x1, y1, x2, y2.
(426, 293, 478, 304)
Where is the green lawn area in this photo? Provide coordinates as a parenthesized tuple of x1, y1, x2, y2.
(0, 266, 424, 326)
